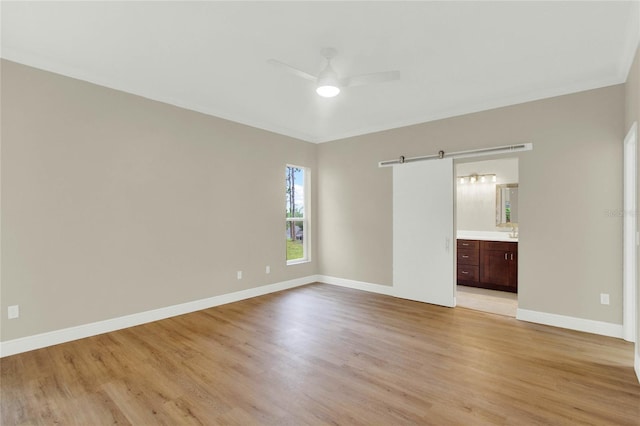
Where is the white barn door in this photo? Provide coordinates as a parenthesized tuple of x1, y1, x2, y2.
(393, 158, 455, 307)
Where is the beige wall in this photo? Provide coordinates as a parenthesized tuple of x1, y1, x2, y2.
(625, 46, 639, 134)
(0, 60, 317, 341)
(625, 45, 640, 362)
(318, 85, 625, 324)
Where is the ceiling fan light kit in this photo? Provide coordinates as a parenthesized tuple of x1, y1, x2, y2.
(316, 84, 340, 98)
(268, 47, 400, 98)
(316, 57, 341, 97)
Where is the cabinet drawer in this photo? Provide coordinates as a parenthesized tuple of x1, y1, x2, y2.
(457, 265, 479, 282)
(457, 248, 479, 265)
(457, 239, 479, 250)
(480, 240, 517, 252)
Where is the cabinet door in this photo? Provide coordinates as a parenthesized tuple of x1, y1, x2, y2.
(480, 250, 511, 287)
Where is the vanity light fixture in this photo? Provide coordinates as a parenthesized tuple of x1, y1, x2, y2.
(456, 173, 497, 184)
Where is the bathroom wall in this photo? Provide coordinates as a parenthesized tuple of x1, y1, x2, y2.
(456, 158, 518, 232)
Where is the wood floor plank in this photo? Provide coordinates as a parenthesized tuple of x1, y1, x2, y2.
(1, 283, 639, 425)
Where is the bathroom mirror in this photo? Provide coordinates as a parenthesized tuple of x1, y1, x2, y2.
(496, 183, 519, 227)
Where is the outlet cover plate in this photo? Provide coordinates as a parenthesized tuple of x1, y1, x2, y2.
(8, 305, 19, 319)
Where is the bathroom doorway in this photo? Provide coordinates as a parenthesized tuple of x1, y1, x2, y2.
(455, 157, 519, 317)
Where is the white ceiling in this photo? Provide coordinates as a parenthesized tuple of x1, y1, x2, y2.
(2, 1, 639, 143)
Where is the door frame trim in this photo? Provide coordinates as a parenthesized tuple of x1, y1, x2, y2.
(624, 122, 638, 343)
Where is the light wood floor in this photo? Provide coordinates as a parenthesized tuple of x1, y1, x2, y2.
(456, 285, 518, 317)
(2, 283, 639, 425)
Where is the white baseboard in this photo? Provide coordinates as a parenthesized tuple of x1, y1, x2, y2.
(319, 278, 626, 341)
(317, 275, 395, 296)
(0, 275, 318, 358)
(516, 308, 623, 339)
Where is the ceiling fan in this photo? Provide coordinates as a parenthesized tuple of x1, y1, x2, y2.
(268, 48, 400, 98)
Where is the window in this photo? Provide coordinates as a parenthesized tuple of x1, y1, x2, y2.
(286, 165, 309, 264)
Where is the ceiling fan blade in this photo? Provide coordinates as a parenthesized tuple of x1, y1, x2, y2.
(267, 59, 316, 82)
(341, 70, 401, 87)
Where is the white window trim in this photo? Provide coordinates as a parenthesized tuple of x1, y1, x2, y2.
(286, 165, 311, 265)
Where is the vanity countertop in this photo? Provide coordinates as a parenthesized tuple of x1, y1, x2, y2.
(457, 230, 518, 243)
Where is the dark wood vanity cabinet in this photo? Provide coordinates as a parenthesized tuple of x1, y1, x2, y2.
(457, 239, 518, 293)
(480, 241, 518, 292)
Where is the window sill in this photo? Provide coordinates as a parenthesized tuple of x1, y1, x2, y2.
(286, 259, 310, 266)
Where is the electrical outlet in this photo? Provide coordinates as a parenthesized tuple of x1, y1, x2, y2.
(600, 293, 610, 305)
(8, 305, 19, 319)
(265, 265, 271, 274)
(237, 271, 242, 280)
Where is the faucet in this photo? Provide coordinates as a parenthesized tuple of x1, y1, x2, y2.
(509, 226, 518, 238)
